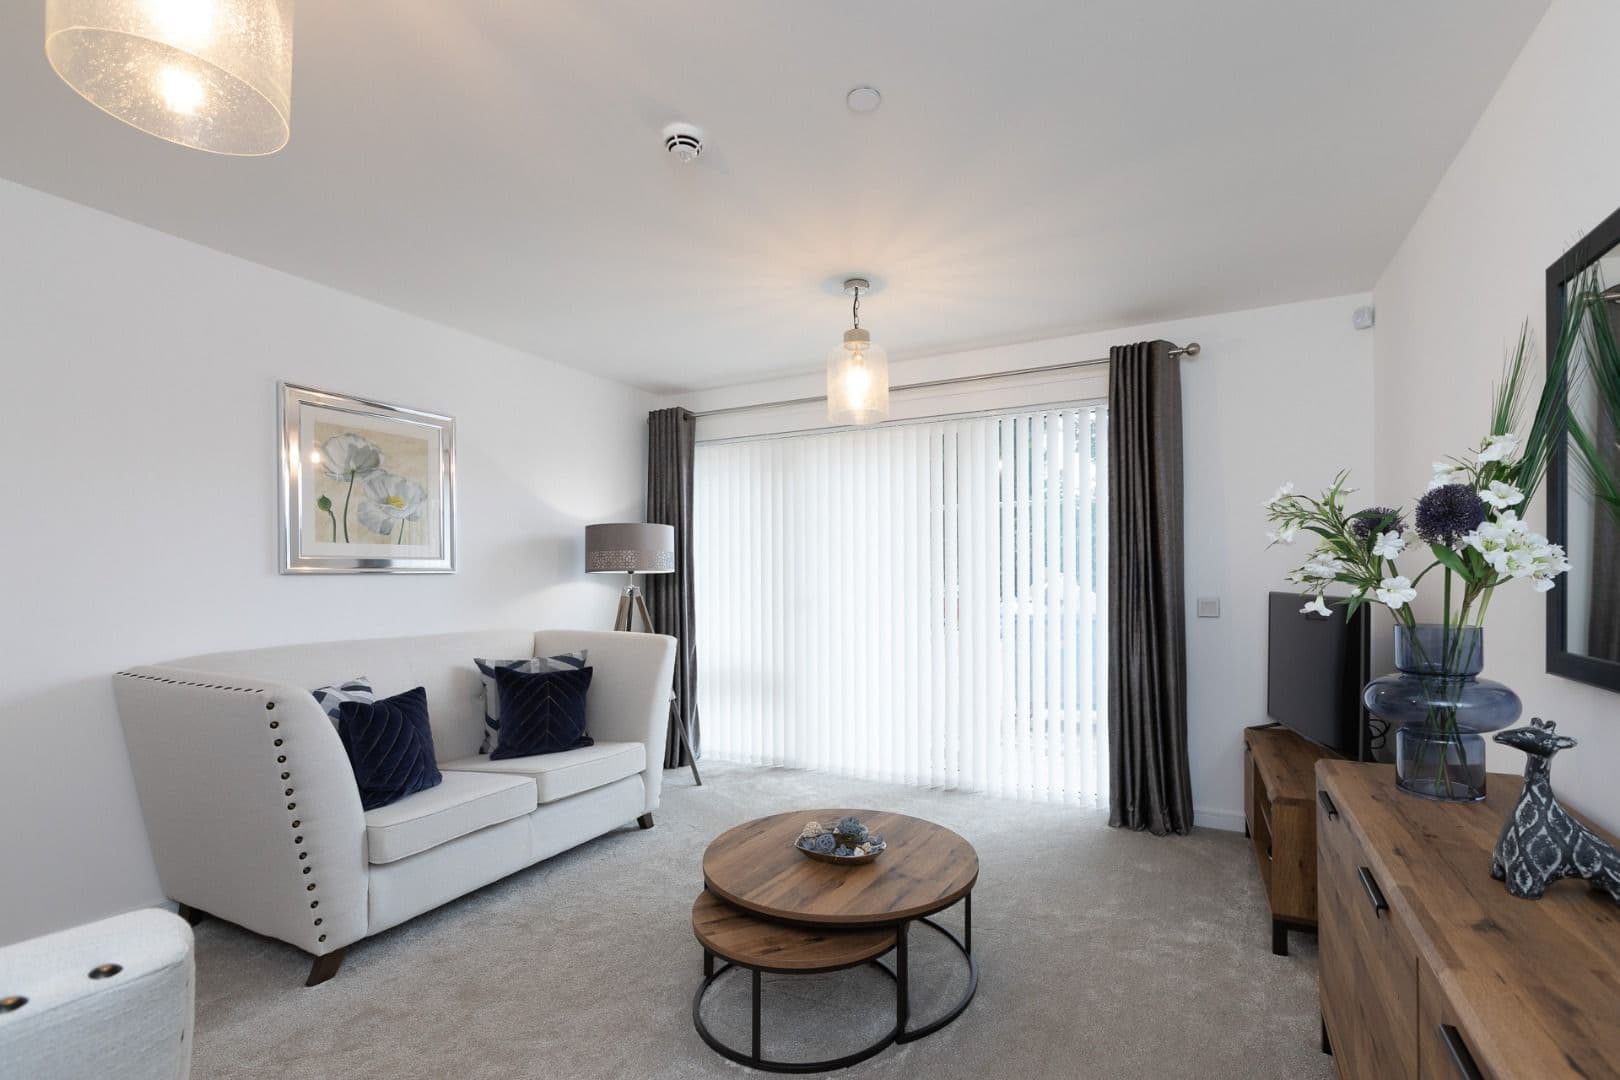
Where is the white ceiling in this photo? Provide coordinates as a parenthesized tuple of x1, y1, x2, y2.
(0, 2, 1548, 392)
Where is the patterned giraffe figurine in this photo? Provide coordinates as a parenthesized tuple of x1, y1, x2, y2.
(1491, 718, 1620, 903)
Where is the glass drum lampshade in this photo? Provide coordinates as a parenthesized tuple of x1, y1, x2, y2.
(45, 0, 295, 156)
(826, 327, 890, 426)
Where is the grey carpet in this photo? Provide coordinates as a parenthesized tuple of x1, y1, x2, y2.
(191, 762, 1333, 1079)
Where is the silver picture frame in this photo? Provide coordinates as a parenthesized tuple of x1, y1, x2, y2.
(277, 382, 457, 574)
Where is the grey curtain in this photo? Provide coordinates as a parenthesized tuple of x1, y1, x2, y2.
(645, 407, 699, 766)
(1107, 340, 1193, 835)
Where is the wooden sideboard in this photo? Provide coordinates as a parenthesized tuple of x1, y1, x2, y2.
(1316, 761, 1620, 1079)
(1243, 724, 1339, 955)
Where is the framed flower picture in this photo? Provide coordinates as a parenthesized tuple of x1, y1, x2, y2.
(278, 383, 457, 573)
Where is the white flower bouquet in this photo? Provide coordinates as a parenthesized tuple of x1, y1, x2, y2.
(1264, 328, 1570, 637)
(1264, 449, 1568, 636)
(1262, 325, 1577, 800)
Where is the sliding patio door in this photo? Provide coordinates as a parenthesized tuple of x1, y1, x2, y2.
(693, 405, 1109, 806)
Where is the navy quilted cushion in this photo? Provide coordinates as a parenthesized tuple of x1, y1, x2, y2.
(489, 665, 594, 759)
(336, 686, 443, 811)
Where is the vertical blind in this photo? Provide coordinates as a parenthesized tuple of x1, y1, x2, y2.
(693, 405, 1110, 806)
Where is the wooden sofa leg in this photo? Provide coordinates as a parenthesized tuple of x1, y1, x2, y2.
(306, 948, 347, 987)
(176, 904, 209, 927)
(637, 813, 655, 830)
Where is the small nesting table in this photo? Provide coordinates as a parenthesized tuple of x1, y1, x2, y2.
(692, 809, 979, 1073)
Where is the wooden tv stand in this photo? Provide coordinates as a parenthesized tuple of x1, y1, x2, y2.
(1242, 724, 1341, 955)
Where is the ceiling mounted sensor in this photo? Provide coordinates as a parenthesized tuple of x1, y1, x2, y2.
(662, 121, 704, 164)
(846, 86, 882, 114)
(45, 0, 296, 156)
(827, 278, 890, 426)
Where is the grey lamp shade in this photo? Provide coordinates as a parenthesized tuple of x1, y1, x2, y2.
(585, 522, 676, 574)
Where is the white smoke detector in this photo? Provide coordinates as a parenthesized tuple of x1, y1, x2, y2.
(662, 122, 704, 163)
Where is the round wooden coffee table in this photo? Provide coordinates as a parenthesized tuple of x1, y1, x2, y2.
(692, 810, 979, 1073)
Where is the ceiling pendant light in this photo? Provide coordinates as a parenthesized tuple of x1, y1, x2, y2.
(45, 0, 295, 156)
(827, 278, 890, 426)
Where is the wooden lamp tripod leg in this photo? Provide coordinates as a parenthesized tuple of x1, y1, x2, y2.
(670, 696, 702, 786)
(631, 588, 656, 633)
(624, 585, 702, 786)
(614, 586, 634, 632)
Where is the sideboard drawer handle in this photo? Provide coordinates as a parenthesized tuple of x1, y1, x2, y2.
(1439, 1024, 1483, 1080)
(1318, 790, 1338, 820)
(1357, 866, 1388, 919)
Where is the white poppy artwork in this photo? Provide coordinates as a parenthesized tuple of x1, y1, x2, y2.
(278, 383, 457, 573)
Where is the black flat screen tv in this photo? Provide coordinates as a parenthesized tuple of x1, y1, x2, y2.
(1266, 591, 1373, 760)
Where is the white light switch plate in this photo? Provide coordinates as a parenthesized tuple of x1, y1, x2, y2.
(1196, 597, 1221, 618)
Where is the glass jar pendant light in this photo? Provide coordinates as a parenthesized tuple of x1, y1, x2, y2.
(827, 278, 890, 425)
(45, 0, 295, 156)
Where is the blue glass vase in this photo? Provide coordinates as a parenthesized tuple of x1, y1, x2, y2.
(1362, 625, 1521, 802)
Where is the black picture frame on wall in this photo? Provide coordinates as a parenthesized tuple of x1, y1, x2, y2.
(1545, 203, 1620, 694)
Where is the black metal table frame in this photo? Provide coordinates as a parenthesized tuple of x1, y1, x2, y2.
(691, 893, 977, 1074)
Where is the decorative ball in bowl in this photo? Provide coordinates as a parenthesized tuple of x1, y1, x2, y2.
(795, 817, 887, 865)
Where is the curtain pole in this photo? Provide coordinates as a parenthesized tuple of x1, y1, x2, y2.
(692, 342, 1199, 419)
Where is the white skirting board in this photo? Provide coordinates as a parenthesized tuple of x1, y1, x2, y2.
(1194, 807, 1247, 833)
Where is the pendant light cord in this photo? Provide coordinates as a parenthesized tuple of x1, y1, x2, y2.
(852, 286, 861, 330)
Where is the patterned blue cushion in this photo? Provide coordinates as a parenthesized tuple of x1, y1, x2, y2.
(489, 665, 594, 759)
(336, 686, 442, 811)
(311, 676, 374, 727)
(473, 651, 588, 753)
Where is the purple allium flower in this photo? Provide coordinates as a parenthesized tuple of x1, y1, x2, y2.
(1349, 507, 1405, 542)
(1415, 484, 1486, 546)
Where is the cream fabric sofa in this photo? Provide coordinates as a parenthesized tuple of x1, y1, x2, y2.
(113, 629, 676, 985)
(0, 909, 195, 1079)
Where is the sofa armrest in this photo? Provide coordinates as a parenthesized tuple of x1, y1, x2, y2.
(532, 630, 677, 812)
(113, 668, 367, 956)
(0, 909, 194, 1080)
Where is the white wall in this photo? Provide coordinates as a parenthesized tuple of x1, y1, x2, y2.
(665, 293, 1376, 830)
(1372, 0, 1620, 834)
(0, 180, 651, 945)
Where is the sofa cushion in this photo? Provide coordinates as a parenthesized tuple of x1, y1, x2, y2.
(363, 769, 537, 864)
(473, 650, 588, 753)
(490, 665, 594, 759)
(337, 687, 442, 812)
(441, 741, 646, 805)
(311, 675, 373, 726)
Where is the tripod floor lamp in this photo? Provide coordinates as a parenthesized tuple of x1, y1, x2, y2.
(585, 522, 701, 785)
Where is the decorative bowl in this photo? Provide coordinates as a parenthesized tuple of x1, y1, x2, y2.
(794, 818, 887, 865)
